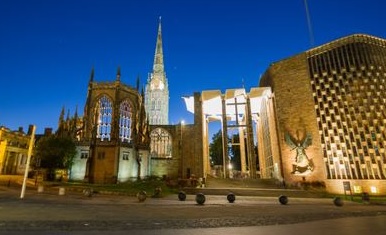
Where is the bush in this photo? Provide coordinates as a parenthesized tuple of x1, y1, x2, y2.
(297, 180, 326, 190)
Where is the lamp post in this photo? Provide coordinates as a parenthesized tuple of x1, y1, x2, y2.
(20, 125, 36, 199)
(180, 120, 184, 178)
(85, 107, 100, 183)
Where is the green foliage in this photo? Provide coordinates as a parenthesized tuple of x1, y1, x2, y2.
(66, 176, 177, 196)
(209, 130, 225, 166)
(229, 134, 242, 171)
(209, 130, 244, 170)
(34, 135, 77, 171)
(297, 180, 326, 190)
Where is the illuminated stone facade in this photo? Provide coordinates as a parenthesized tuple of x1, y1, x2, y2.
(69, 69, 151, 183)
(0, 125, 34, 175)
(260, 34, 386, 194)
(145, 19, 169, 125)
(69, 20, 193, 183)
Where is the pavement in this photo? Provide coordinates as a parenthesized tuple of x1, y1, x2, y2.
(1, 182, 386, 234)
(1, 175, 386, 234)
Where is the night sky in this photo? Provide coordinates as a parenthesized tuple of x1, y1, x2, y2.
(0, 0, 385, 134)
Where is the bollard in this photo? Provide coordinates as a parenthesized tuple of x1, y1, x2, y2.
(227, 192, 236, 203)
(137, 191, 147, 202)
(37, 185, 44, 193)
(278, 195, 288, 205)
(153, 187, 162, 198)
(333, 197, 344, 207)
(362, 192, 370, 204)
(178, 191, 187, 201)
(195, 193, 206, 205)
(58, 187, 65, 196)
(83, 188, 93, 197)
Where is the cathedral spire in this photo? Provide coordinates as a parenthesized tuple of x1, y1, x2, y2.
(136, 75, 140, 91)
(59, 106, 65, 125)
(89, 67, 94, 83)
(145, 17, 169, 125)
(152, 16, 164, 74)
(116, 66, 121, 81)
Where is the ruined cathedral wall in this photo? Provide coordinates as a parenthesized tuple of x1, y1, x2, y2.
(151, 158, 179, 179)
(117, 147, 139, 182)
(70, 145, 89, 181)
(149, 125, 179, 179)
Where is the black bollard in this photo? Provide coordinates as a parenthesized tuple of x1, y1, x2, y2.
(278, 195, 288, 205)
(333, 197, 344, 207)
(227, 193, 236, 203)
(178, 191, 187, 201)
(195, 193, 206, 205)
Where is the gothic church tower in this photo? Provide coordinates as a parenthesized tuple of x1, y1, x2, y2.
(145, 18, 169, 125)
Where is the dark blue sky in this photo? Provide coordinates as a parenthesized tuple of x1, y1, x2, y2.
(1, 0, 385, 133)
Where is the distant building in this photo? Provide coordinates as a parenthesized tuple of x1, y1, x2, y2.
(259, 34, 386, 194)
(0, 125, 34, 175)
(145, 18, 169, 125)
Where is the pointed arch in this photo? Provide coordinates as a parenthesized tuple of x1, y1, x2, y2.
(151, 98, 156, 109)
(150, 128, 172, 158)
(119, 99, 132, 143)
(96, 95, 112, 141)
(157, 98, 161, 110)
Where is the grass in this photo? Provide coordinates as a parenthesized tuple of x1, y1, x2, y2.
(46, 177, 179, 197)
(339, 194, 386, 204)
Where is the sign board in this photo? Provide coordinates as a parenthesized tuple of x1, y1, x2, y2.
(343, 181, 351, 191)
(343, 181, 353, 201)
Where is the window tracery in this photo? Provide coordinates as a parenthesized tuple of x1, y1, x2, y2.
(119, 100, 132, 143)
(96, 95, 112, 141)
(150, 128, 172, 158)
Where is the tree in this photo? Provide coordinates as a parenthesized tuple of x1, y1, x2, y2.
(34, 135, 76, 180)
(229, 134, 242, 171)
(209, 130, 232, 166)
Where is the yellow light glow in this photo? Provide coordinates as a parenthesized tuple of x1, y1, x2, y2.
(353, 185, 362, 194)
(370, 186, 377, 193)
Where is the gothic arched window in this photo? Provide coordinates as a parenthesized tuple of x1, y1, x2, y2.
(150, 128, 172, 158)
(157, 99, 161, 110)
(96, 95, 112, 141)
(119, 100, 132, 143)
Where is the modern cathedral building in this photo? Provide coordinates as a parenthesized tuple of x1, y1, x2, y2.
(259, 34, 386, 194)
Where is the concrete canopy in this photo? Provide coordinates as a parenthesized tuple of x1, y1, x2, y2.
(183, 87, 272, 122)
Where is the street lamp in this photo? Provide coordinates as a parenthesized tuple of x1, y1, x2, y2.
(180, 120, 185, 178)
(228, 163, 233, 179)
(20, 125, 36, 199)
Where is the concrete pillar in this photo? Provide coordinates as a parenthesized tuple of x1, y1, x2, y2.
(221, 96, 229, 178)
(239, 126, 247, 173)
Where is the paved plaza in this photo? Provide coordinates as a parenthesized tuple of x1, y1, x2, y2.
(1, 183, 386, 234)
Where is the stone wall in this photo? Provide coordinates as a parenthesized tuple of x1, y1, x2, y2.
(325, 179, 386, 195)
(92, 145, 119, 184)
(260, 53, 326, 185)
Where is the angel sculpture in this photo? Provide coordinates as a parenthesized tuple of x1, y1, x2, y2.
(285, 132, 314, 175)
